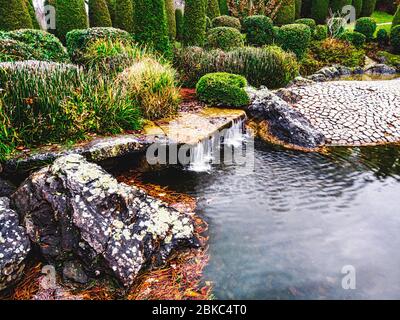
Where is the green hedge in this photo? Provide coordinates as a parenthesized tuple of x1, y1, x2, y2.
(207, 0, 221, 20)
(276, 24, 312, 59)
(0, 29, 69, 63)
(391, 25, 400, 53)
(0, 0, 33, 31)
(338, 30, 367, 47)
(183, 0, 207, 46)
(212, 15, 241, 30)
(66, 27, 133, 62)
(219, 0, 229, 16)
(196, 72, 249, 107)
(354, 17, 377, 40)
(115, 0, 134, 33)
(89, 0, 113, 27)
(295, 18, 317, 32)
(175, 9, 184, 41)
(134, 0, 172, 56)
(51, 0, 89, 43)
(361, 0, 377, 17)
(311, 0, 329, 24)
(206, 27, 244, 51)
(273, 0, 296, 26)
(242, 15, 274, 47)
(166, 0, 176, 40)
(301, 0, 313, 17)
(295, 0, 302, 19)
(330, 0, 352, 13)
(26, 0, 40, 29)
(352, 0, 363, 17)
(106, 0, 116, 25)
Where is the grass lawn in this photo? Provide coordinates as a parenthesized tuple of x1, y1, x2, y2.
(346, 11, 393, 35)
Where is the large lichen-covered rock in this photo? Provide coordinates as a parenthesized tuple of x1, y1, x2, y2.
(0, 197, 31, 291)
(11, 154, 197, 287)
(246, 87, 325, 149)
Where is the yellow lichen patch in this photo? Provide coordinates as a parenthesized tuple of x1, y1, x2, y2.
(142, 120, 166, 136)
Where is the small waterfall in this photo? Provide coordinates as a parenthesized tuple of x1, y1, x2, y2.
(187, 118, 246, 172)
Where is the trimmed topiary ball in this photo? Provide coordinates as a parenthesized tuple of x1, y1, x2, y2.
(212, 15, 241, 30)
(354, 17, 377, 41)
(338, 31, 366, 48)
(390, 25, 400, 53)
(206, 27, 244, 51)
(314, 24, 328, 40)
(295, 18, 316, 32)
(377, 28, 389, 46)
(196, 72, 250, 107)
(276, 24, 312, 59)
(242, 15, 274, 47)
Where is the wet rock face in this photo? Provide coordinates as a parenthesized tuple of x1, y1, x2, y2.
(11, 154, 197, 287)
(0, 178, 16, 198)
(0, 197, 31, 291)
(246, 88, 325, 149)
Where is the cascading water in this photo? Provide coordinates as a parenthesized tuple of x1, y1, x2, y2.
(187, 118, 247, 172)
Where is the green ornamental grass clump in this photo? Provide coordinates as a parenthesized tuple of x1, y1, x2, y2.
(212, 15, 241, 30)
(183, 0, 207, 46)
(354, 17, 377, 41)
(116, 57, 181, 120)
(89, 0, 113, 27)
(134, 0, 172, 57)
(338, 31, 366, 48)
(276, 23, 312, 59)
(206, 27, 244, 51)
(0, 0, 33, 31)
(391, 25, 400, 53)
(242, 15, 274, 47)
(0, 29, 70, 63)
(196, 72, 250, 107)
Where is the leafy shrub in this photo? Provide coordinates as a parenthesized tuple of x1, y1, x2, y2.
(338, 31, 366, 47)
(377, 50, 400, 68)
(206, 27, 244, 51)
(175, 9, 184, 41)
(392, 5, 400, 30)
(0, 0, 33, 31)
(66, 27, 133, 63)
(361, 0, 377, 17)
(134, 0, 172, 57)
(354, 17, 377, 41)
(242, 15, 274, 47)
(0, 60, 141, 158)
(0, 39, 35, 62)
(310, 0, 329, 24)
(196, 72, 249, 107)
(391, 25, 400, 53)
(218, 0, 229, 16)
(48, 0, 89, 43)
(309, 38, 365, 67)
(173, 45, 299, 89)
(353, 0, 363, 17)
(212, 15, 241, 30)
(0, 29, 69, 63)
(207, 0, 221, 20)
(89, 0, 113, 27)
(314, 24, 328, 40)
(274, 0, 296, 26)
(276, 24, 312, 59)
(114, 0, 134, 33)
(166, 0, 177, 40)
(330, 0, 352, 13)
(377, 28, 389, 46)
(116, 58, 180, 120)
(295, 18, 317, 32)
(183, 0, 207, 46)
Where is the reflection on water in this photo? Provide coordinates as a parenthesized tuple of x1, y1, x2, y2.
(132, 141, 400, 300)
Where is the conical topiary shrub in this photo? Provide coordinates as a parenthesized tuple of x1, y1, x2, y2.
(26, 0, 40, 29)
(218, 0, 229, 16)
(49, 0, 88, 43)
(273, 0, 296, 26)
(106, 0, 116, 25)
(0, 0, 33, 31)
(89, 0, 112, 27)
(183, 0, 207, 46)
(134, 0, 171, 56)
(361, 0, 377, 17)
(330, 0, 352, 13)
(207, 0, 221, 20)
(352, 0, 363, 18)
(115, 0, 134, 33)
(392, 5, 400, 30)
(311, 0, 329, 24)
(165, 0, 176, 40)
(175, 8, 184, 41)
